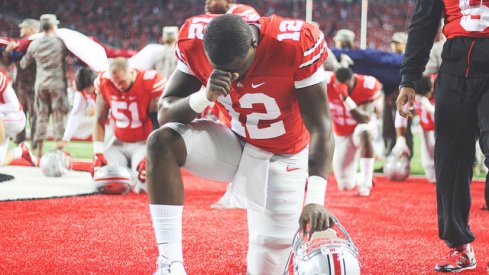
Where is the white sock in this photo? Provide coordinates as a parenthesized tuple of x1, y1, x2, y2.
(12, 146, 23, 159)
(359, 158, 374, 188)
(149, 204, 183, 263)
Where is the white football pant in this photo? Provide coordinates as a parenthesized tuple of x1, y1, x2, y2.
(164, 119, 308, 275)
(333, 122, 377, 190)
(420, 130, 435, 183)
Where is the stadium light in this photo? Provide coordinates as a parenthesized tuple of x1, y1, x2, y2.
(306, 0, 313, 23)
(360, 0, 368, 49)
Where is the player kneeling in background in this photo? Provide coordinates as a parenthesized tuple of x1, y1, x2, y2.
(0, 71, 36, 166)
(92, 58, 165, 193)
(392, 77, 435, 183)
(59, 67, 98, 150)
(327, 68, 382, 196)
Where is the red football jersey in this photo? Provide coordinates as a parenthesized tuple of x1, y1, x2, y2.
(414, 97, 435, 131)
(443, 0, 489, 38)
(80, 89, 96, 107)
(94, 69, 165, 142)
(0, 72, 10, 104)
(0, 72, 22, 111)
(176, 14, 328, 154)
(326, 72, 382, 136)
(227, 4, 260, 21)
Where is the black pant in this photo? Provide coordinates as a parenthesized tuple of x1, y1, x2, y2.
(382, 90, 413, 157)
(435, 38, 489, 247)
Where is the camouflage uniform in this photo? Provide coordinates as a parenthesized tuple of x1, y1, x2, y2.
(20, 35, 68, 142)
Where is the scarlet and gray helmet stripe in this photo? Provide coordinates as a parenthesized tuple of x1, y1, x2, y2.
(93, 176, 131, 182)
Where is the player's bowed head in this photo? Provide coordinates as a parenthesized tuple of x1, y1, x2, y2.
(202, 14, 259, 100)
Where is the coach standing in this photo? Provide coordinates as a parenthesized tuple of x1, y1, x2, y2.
(397, 0, 489, 272)
(19, 14, 68, 159)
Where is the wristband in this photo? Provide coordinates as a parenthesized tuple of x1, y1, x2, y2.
(396, 136, 407, 145)
(305, 176, 328, 205)
(93, 141, 104, 154)
(188, 88, 212, 113)
(343, 96, 357, 111)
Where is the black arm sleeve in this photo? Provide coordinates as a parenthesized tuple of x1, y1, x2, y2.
(150, 112, 159, 130)
(400, 0, 444, 88)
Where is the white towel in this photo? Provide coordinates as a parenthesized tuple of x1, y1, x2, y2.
(212, 143, 273, 211)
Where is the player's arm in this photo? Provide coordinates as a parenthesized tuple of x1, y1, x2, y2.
(149, 97, 160, 130)
(157, 69, 202, 125)
(2, 41, 19, 66)
(348, 101, 375, 124)
(93, 92, 109, 153)
(297, 81, 336, 236)
(392, 109, 411, 157)
(158, 68, 236, 125)
(61, 92, 87, 150)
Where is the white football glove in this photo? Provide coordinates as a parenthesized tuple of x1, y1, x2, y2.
(392, 136, 411, 157)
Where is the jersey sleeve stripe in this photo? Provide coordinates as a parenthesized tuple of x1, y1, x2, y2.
(151, 84, 166, 93)
(303, 32, 324, 57)
(153, 79, 167, 88)
(175, 44, 187, 65)
(0, 75, 6, 94)
(299, 42, 327, 68)
(176, 60, 195, 76)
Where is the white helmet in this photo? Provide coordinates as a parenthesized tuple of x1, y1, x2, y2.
(93, 164, 134, 195)
(286, 218, 361, 275)
(383, 154, 410, 181)
(39, 150, 71, 177)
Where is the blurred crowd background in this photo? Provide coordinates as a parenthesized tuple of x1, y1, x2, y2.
(0, 0, 415, 51)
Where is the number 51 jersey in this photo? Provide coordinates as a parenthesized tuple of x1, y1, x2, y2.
(94, 69, 166, 142)
(176, 14, 328, 154)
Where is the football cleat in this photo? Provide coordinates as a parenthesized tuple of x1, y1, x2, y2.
(434, 244, 476, 272)
(154, 256, 187, 275)
(19, 142, 37, 166)
(358, 186, 371, 197)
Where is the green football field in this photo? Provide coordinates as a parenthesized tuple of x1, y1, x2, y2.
(10, 133, 486, 179)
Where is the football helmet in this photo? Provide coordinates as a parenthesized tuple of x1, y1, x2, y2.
(39, 150, 71, 177)
(286, 218, 360, 275)
(383, 154, 410, 181)
(93, 164, 134, 195)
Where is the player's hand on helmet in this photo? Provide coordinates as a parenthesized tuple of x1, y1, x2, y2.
(136, 157, 146, 183)
(91, 153, 107, 177)
(206, 69, 239, 101)
(397, 87, 416, 119)
(300, 204, 336, 240)
(392, 136, 411, 157)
